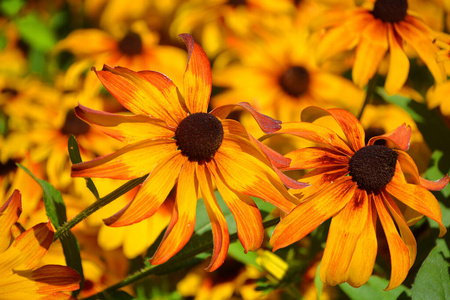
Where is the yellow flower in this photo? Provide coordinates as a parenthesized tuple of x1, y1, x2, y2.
(316, 0, 446, 95)
(269, 107, 448, 290)
(71, 34, 302, 271)
(0, 190, 81, 299)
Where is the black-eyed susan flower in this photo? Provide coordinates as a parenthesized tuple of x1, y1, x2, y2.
(71, 34, 302, 271)
(316, 0, 447, 95)
(0, 190, 81, 299)
(268, 106, 448, 290)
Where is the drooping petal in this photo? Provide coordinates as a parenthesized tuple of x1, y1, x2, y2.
(345, 197, 377, 288)
(71, 139, 177, 180)
(103, 153, 187, 227)
(210, 102, 281, 134)
(373, 194, 410, 291)
(368, 123, 411, 151)
(197, 163, 229, 272)
(150, 161, 199, 265)
(385, 23, 410, 95)
(0, 190, 22, 253)
(93, 65, 186, 127)
(210, 164, 264, 253)
(74, 104, 174, 143)
(352, 19, 388, 88)
(179, 33, 212, 114)
(382, 191, 417, 268)
(283, 147, 349, 171)
(273, 122, 353, 156)
(320, 188, 369, 286)
(395, 18, 445, 84)
(301, 107, 365, 152)
(270, 178, 356, 251)
(397, 150, 450, 190)
(386, 165, 446, 237)
(214, 137, 300, 213)
(0, 222, 53, 271)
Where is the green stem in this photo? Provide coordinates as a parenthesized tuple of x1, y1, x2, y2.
(357, 75, 378, 121)
(53, 175, 147, 241)
(82, 217, 281, 300)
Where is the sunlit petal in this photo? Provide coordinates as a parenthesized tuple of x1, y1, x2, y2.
(368, 123, 411, 151)
(284, 147, 349, 170)
(385, 23, 410, 95)
(0, 190, 22, 253)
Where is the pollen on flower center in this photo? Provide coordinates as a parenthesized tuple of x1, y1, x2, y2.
(279, 66, 310, 98)
(175, 113, 224, 162)
(118, 31, 143, 56)
(349, 145, 398, 192)
(372, 0, 408, 23)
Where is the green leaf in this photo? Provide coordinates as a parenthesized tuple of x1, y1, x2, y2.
(17, 163, 85, 295)
(228, 240, 261, 269)
(411, 239, 450, 300)
(314, 263, 323, 300)
(0, 0, 25, 16)
(16, 13, 57, 52)
(68, 135, 100, 200)
(340, 276, 409, 300)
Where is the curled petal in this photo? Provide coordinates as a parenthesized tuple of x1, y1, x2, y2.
(71, 140, 177, 180)
(320, 189, 369, 286)
(270, 178, 356, 251)
(150, 161, 199, 265)
(0, 190, 22, 252)
(210, 102, 281, 134)
(179, 33, 212, 114)
(197, 164, 229, 272)
(103, 153, 187, 226)
(368, 123, 411, 151)
(75, 104, 174, 143)
(373, 194, 410, 291)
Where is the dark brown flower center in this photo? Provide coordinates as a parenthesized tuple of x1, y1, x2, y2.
(279, 66, 310, 98)
(118, 31, 143, 56)
(349, 145, 397, 192)
(227, 0, 247, 6)
(372, 0, 408, 23)
(175, 113, 224, 162)
(61, 110, 90, 136)
(0, 159, 18, 176)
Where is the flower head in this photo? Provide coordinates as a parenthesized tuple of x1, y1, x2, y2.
(71, 33, 302, 271)
(269, 106, 448, 290)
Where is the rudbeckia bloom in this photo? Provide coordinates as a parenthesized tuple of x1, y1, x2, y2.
(268, 106, 448, 290)
(71, 33, 301, 271)
(316, 0, 446, 94)
(0, 190, 81, 299)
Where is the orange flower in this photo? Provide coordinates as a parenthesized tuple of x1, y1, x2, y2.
(0, 190, 81, 299)
(71, 34, 302, 271)
(269, 106, 448, 290)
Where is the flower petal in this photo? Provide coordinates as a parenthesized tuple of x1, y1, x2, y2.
(71, 139, 177, 180)
(284, 147, 349, 170)
(345, 197, 377, 288)
(93, 65, 186, 127)
(320, 188, 369, 286)
(301, 107, 365, 152)
(197, 163, 229, 272)
(368, 123, 411, 151)
(214, 137, 299, 213)
(353, 19, 388, 87)
(210, 102, 281, 134)
(386, 164, 446, 236)
(397, 150, 450, 190)
(270, 178, 356, 251)
(211, 165, 264, 253)
(103, 153, 187, 226)
(373, 194, 410, 291)
(74, 104, 174, 143)
(0, 190, 22, 253)
(150, 161, 199, 265)
(385, 23, 410, 95)
(179, 33, 212, 114)
(17, 265, 81, 294)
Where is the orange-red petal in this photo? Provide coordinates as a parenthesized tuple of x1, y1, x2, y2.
(270, 178, 356, 251)
(368, 123, 411, 151)
(150, 161, 199, 265)
(179, 33, 211, 114)
(197, 163, 229, 272)
(103, 153, 187, 226)
(0, 190, 22, 252)
(283, 147, 349, 171)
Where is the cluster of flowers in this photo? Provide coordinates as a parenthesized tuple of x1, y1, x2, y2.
(1, 0, 449, 299)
